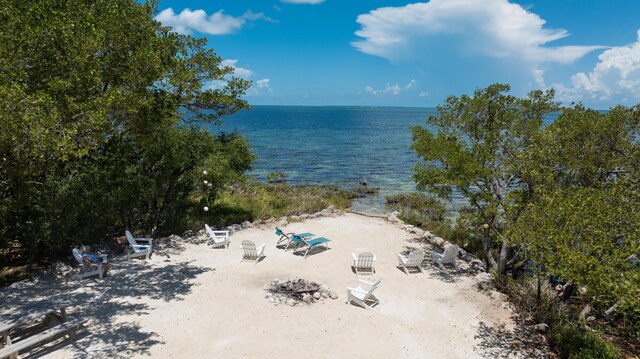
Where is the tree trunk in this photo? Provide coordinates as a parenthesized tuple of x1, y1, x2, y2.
(536, 270, 541, 302)
(497, 236, 509, 274)
(483, 227, 498, 269)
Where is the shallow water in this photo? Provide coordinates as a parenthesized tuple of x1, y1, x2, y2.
(212, 105, 462, 214)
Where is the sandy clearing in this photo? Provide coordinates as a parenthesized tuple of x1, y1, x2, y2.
(1, 213, 548, 358)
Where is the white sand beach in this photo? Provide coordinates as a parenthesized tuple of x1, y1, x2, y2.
(1, 213, 550, 358)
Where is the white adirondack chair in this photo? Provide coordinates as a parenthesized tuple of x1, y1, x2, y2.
(125, 230, 152, 260)
(347, 278, 382, 309)
(352, 252, 376, 275)
(205, 224, 230, 249)
(71, 248, 106, 279)
(397, 250, 426, 275)
(432, 244, 460, 271)
(241, 240, 265, 265)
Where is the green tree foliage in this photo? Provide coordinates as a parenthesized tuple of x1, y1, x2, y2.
(411, 83, 558, 272)
(510, 105, 640, 334)
(511, 184, 640, 310)
(0, 0, 252, 263)
(522, 105, 640, 191)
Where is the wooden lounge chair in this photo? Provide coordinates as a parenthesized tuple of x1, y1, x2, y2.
(352, 252, 376, 276)
(241, 240, 265, 265)
(205, 224, 230, 249)
(432, 244, 460, 271)
(293, 235, 331, 258)
(71, 248, 106, 280)
(347, 278, 382, 309)
(125, 230, 152, 260)
(397, 249, 426, 275)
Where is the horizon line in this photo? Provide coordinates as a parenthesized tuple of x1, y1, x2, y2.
(246, 104, 438, 109)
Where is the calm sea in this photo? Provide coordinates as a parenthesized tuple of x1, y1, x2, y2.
(214, 105, 461, 214)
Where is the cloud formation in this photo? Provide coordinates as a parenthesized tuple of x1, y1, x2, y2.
(365, 79, 416, 96)
(353, 0, 603, 64)
(554, 30, 640, 104)
(256, 79, 271, 88)
(247, 78, 273, 96)
(220, 59, 253, 79)
(155, 8, 268, 35)
(281, 0, 325, 4)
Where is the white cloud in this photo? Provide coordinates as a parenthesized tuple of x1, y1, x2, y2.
(207, 80, 227, 90)
(554, 30, 640, 104)
(220, 59, 253, 79)
(365, 79, 416, 96)
(247, 78, 273, 97)
(532, 68, 546, 87)
(210, 60, 258, 91)
(281, 0, 325, 4)
(256, 79, 271, 88)
(155, 8, 269, 35)
(404, 79, 416, 90)
(419, 92, 430, 97)
(353, 0, 603, 65)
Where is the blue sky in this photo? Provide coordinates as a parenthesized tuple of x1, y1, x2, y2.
(155, 0, 640, 108)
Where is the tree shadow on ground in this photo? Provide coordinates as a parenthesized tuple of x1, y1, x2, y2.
(426, 265, 465, 283)
(1, 255, 212, 358)
(399, 244, 466, 283)
(474, 321, 552, 358)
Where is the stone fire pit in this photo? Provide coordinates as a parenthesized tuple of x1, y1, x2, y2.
(264, 278, 339, 306)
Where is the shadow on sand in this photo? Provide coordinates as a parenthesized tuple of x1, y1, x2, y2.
(474, 321, 552, 358)
(1, 246, 212, 358)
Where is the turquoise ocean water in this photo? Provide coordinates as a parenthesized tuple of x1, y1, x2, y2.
(215, 105, 463, 214)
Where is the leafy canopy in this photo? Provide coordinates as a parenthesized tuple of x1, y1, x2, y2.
(0, 0, 253, 262)
(411, 83, 558, 271)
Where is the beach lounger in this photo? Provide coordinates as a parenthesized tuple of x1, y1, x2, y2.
(293, 235, 331, 258)
(71, 248, 106, 279)
(276, 229, 316, 250)
(347, 278, 382, 310)
(275, 227, 294, 246)
(125, 230, 152, 260)
(397, 249, 426, 275)
(205, 224, 230, 249)
(432, 244, 460, 271)
(352, 252, 376, 276)
(241, 240, 265, 265)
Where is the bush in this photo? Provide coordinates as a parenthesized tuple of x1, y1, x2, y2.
(266, 172, 286, 184)
(551, 321, 623, 359)
(386, 192, 446, 223)
(493, 273, 625, 359)
(493, 273, 567, 326)
(211, 180, 360, 226)
(385, 193, 482, 256)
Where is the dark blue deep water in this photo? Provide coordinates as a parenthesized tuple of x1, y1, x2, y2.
(214, 105, 444, 213)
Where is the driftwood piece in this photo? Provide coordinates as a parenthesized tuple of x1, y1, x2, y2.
(579, 304, 592, 320)
(604, 300, 621, 317)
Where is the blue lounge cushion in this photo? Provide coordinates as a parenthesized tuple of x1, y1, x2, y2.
(307, 237, 331, 246)
(296, 232, 315, 238)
